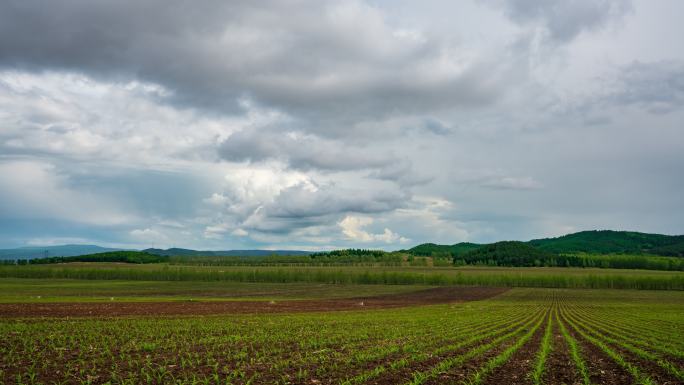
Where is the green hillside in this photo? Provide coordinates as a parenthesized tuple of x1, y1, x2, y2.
(529, 230, 684, 256)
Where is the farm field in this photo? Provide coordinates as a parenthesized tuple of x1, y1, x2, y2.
(2, 286, 683, 384)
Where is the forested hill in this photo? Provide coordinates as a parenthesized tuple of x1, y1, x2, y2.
(457, 241, 557, 267)
(408, 230, 684, 258)
(528, 230, 684, 256)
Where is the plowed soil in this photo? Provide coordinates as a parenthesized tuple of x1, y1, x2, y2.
(0, 286, 508, 318)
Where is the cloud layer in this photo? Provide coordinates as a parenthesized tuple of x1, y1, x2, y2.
(0, 0, 683, 249)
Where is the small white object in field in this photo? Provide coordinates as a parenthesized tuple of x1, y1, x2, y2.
(269, 300, 276, 305)
(359, 301, 364, 306)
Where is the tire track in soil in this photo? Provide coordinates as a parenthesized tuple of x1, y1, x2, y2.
(542, 318, 582, 385)
(480, 311, 547, 385)
(562, 317, 632, 385)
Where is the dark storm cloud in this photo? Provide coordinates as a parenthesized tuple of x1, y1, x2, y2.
(218, 127, 395, 171)
(216, 181, 410, 236)
(267, 182, 408, 219)
(218, 126, 431, 187)
(0, 0, 502, 121)
(493, 0, 632, 42)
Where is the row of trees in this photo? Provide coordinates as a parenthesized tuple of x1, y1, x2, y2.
(453, 241, 684, 271)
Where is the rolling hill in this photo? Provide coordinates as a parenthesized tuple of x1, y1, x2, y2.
(528, 230, 684, 256)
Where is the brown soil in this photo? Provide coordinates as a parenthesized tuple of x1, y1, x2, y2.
(543, 319, 582, 385)
(0, 286, 508, 318)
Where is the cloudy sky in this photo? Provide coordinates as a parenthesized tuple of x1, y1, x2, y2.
(1, 0, 683, 250)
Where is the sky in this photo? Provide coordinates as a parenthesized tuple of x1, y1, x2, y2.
(0, 0, 683, 250)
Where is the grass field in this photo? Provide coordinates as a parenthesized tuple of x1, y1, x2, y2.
(2, 263, 683, 290)
(2, 285, 683, 384)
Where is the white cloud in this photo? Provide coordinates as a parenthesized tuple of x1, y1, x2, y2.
(130, 228, 165, 239)
(231, 228, 249, 237)
(339, 215, 408, 244)
(1, 1, 683, 248)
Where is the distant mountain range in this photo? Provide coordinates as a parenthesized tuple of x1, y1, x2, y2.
(2, 230, 683, 261)
(0, 245, 312, 260)
(405, 230, 684, 257)
(0, 245, 125, 260)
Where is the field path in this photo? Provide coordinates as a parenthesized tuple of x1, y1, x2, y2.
(0, 286, 508, 317)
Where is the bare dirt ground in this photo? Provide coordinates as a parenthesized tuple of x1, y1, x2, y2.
(0, 286, 508, 318)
